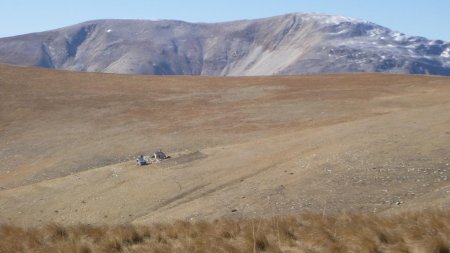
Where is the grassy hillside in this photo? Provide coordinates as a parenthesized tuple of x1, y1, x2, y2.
(1, 64, 450, 226)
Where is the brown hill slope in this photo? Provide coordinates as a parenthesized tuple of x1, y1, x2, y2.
(0, 64, 449, 225)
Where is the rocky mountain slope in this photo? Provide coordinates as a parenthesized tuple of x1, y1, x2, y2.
(0, 13, 449, 76)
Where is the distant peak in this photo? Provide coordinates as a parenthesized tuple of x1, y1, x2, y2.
(1, 12, 449, 77)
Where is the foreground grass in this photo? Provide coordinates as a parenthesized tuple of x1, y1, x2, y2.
(1, 210, 449, 253)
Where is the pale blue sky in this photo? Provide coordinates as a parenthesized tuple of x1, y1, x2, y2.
(1, 0, 449, 41)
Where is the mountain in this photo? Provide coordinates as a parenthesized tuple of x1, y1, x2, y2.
(0, 13, 450, 76)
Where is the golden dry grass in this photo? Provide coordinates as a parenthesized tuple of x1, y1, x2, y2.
(1, 210, 449, 253)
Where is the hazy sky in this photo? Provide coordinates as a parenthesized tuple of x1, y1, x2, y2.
(1, 0, 449, 41)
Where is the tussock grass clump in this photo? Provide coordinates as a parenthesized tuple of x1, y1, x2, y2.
(0, 210, 449, 253)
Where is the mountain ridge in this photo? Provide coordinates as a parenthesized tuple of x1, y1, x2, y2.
(0, 13, 449, 76)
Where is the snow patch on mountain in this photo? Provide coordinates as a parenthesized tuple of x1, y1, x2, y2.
(306, 13, 363, 25)
(442, 48, 450, 58)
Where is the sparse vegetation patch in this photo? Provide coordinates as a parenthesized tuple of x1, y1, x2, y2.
(1, 210, 449, 253)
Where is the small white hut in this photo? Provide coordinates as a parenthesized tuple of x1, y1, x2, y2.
(136, 155, 147, 166)
(152, 150, 168, 161)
